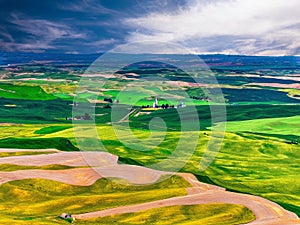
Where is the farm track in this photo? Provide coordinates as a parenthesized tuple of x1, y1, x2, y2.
(0, 149, 299, 224)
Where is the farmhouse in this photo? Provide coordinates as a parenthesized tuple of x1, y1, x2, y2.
(60, 213, 72, 219)
(141, 97, 188, 110)
(150, 97, 185, 109)
(177, 101, 185, 108)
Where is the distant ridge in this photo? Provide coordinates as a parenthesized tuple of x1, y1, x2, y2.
(0, 52, 299, 70)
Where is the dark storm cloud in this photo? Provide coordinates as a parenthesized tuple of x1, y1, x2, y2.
(0, 0, 188, 53)
(0, 0, 124, 52)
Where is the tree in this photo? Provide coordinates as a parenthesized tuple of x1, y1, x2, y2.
(83, 113, 92, 120)
(104, 97, 113, 103)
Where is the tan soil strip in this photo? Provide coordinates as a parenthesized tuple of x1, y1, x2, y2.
(246, 82, 300, 89)
(0, 168, 101, 186)
(0, 148, 60, 153)
(0, 165, 169, 186)
(0, 151, 118, 167)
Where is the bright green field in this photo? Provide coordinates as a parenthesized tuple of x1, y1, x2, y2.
(213, 115, 300, 137)
(101, 85, 209, 106)
(0, 137, 79, 151)
(0, 83, 56, 100)
(34, 126, 72, 135)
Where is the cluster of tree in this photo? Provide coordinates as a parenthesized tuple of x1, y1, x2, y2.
(190, 96, 211, 101)
(190, 96, 202, 100)
(66, 113, 92, 120)
(286, 140, 298, 145)
(161, 104, 174, 109)
(104, 97, 113, 103)
(83, 113, 92, 120)
(141, 104, 175, 109)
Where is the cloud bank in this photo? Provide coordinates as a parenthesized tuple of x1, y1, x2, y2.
(125, 0, 300, 55)
(0, 0, 299, 55)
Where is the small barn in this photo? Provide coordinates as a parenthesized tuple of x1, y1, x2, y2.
(60, 213, 72, 219)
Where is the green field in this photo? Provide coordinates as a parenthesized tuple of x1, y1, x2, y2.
(0, 137, 79, 151)
(34, 126, 72, 135)
(130, 104, 300, 131)
(213, 115, 300, 137)
(0, 83, 56, 100)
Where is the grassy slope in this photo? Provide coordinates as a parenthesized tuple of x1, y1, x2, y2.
(0, 137, 79, 151)
(0, 176, 190, 224)
(34, 126, 71, 135)
(214, 115, 300, 136)
(0, 98, 73, 124)
(197, 132, 300, 216)
(0, 124, 77, 151)
(209, 116, 300, 215)
(42, 122, 300, 216)
(79, 204, 255, 225)
(218, 87, 300, 104)
(0, 164, 77, 171)
(0, 83, 56, 100)
(0, 151, 57, 158)
(130, 104, 300, 131)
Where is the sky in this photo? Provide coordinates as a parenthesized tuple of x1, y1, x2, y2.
(0, 0, 299, 55)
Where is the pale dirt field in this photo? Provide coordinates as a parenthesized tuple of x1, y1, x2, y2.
(0, 149, 299, 224)
(246, 82, 300, 89)
(0, 150, 118, 167)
